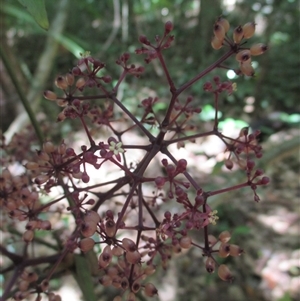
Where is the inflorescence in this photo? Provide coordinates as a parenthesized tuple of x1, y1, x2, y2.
(1, 16, 269, 301)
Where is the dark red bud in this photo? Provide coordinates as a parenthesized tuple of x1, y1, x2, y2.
(165, 21, 174, 34)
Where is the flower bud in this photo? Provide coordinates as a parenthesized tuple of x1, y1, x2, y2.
(213, 23, 226, 41)
(195, 194, 204, 206)
(122, 238, 137, 252)
(165, 21, 173, 34)
(105, 220, 116, 237)
(84, 210, 101, 224)
(126, 250, 141, 264)
(240, 61, 255, 76)
(247, 159, 255, 170)
(98, 245, 112, 268)
(76, 78, 86, 89)
(72, 66, 81, 75)
(35, 175, 50, 185)
(79, 237, 95, 252)
(219, 230, 231, 243)
(120, 277, 129, 290)
(235, 50, 251, 62)
(139, 35, 150, 45)
(208, 234, 218, 246)
(106, 266, 118, 277)
(81, 221, 97, 237)
(216, 17, 230, 33)
(18, 280, 29, 292)
(43, 141, 55, 154)
(25, 162, 39, 170)
(218, 243, 231, 258)
(239, 126, 249, 137)
(40, 220, 51, 230)
(49, 294, 61, 301)
(81, 172, 90, 183)
(179, 236, 192, 249)
(117, 257, 126, 270)
(259, 176, 270, 185)
(155, 176, 166, 188)
(56, 98, 67, 107)
(144, 283, 158, 297)
(112, 275, 122, 288)
(211, 36, 223, 50)
(172, 243, 181, 254)
(112, 246, 124, 257)
(57, 111, 66, 122)
(177, 158, 187, 173)
(144, 264, 156, 275)
(55, 76, 68, 90)
(14, 291, 30, 300)
(127, 292, 136, 301)
(58, 142, 67, 155)
(225, 159, 233, 170)
(218, 264, 234, 282)
(40, 279, 49, 292)
(44, 91, 57, 101)
(26, 220, 38, 230)
(38, 151, 50, 161)
(250, 43, 268, 56)
(27, 272, 38, 283)
(99, 275, 112, 286)
(131, 280, 141, 293)
(66, 72, 75, 86)
(243, 22, 256, 39)
(205, 256, 216, 273)
(229, 244, 244, 257)
(233, 25, 244, 44)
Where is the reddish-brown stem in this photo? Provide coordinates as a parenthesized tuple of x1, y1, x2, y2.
(165, 129, 216, 145)
(161, 49, 235, 128)
(138, 184, 143, 228)
(110, 94, 154, 140)
(142, 197, 160, 227)
(44, 248, 71, 282)
(213, 92, 219, 130)
(208, 181, 250, 196)
(113, 69, 128, 92)
(115, 182, 139, 229)
(79, 115, 95, 146)
(156, 49, 176, 92)
(0, 244, 23, 264)
(177, 49, 235, 95)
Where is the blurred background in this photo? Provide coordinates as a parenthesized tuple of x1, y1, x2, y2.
(1, 0, 299, 300)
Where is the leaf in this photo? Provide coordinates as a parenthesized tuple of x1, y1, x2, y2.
(18, 0, 49, 30)
(52, 33, 85, 58)
(73, 254, 97, 301)
(3, 3, 37, 25)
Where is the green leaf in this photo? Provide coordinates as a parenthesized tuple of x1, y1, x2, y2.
(18, 0, 49, 30)
(52, 33, 85, 58)
(73, 254, 97, 301)
(3, 3, 37, 25)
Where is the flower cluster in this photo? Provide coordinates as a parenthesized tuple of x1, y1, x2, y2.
(211, 17, 268, 76)
(1, 16, 270, 301)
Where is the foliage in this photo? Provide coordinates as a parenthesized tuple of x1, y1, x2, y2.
(17, 0, 49, 30)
